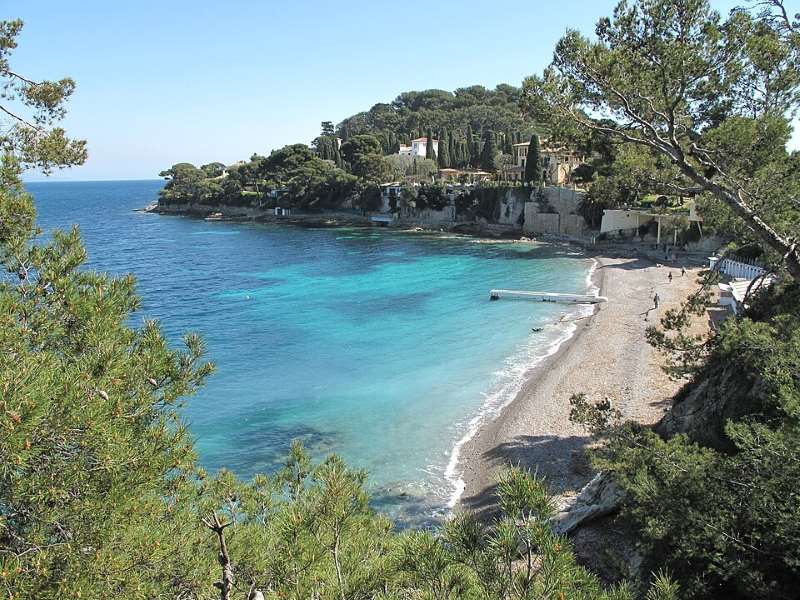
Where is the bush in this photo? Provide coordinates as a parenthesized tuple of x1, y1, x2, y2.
(582, 283, 800, 599)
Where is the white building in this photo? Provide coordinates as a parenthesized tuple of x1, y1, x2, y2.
(503, 139, 584, 185)
(600, 201, 703, 244)
(379, 182, 403, 213)
(398, 138, 438, 160)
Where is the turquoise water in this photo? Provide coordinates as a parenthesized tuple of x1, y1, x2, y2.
(30, 180, 592, 522)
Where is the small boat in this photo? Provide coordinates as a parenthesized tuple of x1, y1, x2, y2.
(205, 212, 224, 221)
(489, 289, 608, 304)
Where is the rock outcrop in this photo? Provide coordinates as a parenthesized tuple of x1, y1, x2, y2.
(551, 472, 624, 535)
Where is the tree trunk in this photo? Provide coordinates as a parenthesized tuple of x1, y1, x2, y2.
(677, 161, 800, 282)
(333, 532, 346, 600)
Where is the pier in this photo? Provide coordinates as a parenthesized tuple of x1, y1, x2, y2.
(489, 289, 608, 304)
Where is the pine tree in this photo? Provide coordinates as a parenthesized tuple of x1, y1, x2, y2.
(448, 133, 456, 169)
(524, 133, 543, 185)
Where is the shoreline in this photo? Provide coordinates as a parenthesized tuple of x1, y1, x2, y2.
(443, 257, 599, 509)
(144, 202, 530, 239)
(146, 201, 703, 519)
(456, 253, 700, 516)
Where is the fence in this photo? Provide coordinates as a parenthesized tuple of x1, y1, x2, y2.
(709, 256, 766, 280)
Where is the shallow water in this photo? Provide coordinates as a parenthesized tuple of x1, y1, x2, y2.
(30, 179, 592, 522)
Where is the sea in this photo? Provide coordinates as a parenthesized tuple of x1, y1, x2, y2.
(29, 179, 593, 524)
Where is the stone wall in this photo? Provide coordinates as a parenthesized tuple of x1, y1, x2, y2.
(398, 205, 456, 226)
(495, 189, 528, 226)
(530, 213, 560, 234)
(523, 187, 586, 236)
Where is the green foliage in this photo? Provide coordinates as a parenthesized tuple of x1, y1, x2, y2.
(581, 275, 800, 598)
(578, 144, 685, 229)
(0, 26, 218, 597)
(355, 184, 383, 213)
(438, 127, 451, 168)
(0, 20, 86, 173)
(427, 466, 643, 600)
(479, 130, 499, 171)
(159, 145, 362, 211)
(385, 154, 437, 181)
(414, 185, 448, 211)
(425, 129, 436, 163)
(339, 134, 391, 183)
(4, 156, 655, 598)
(0, 23, 666, 600)
(595, 422, 800, 599)
(524, 0, 800, 278)
(201, 162, 226, 178)
(523, 134, 541, 185)
(550, 8, 800, 593)
(336, 85, 538, 156)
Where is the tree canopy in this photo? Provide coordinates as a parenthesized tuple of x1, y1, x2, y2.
(524, 0, 800, 279)
(336, 84, 542, 163)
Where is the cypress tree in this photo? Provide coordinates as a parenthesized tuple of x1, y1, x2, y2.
(479, 129, 498, 171)
(334, 144, 343, 168)
(465, 126, 474, 167)
(425, 129, 436, 162)
(471, 134, 482, 169)
(503, 128, 514, 155)
(438, 129, 450, 168)
(524, 134, 543, 185)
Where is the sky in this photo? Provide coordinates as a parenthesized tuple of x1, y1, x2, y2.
(5, 0, 791, 181)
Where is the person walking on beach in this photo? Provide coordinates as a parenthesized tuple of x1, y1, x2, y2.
(653, 292, 660, 308)
(668, 271, 673, 283)
(681, 266, 686, 277)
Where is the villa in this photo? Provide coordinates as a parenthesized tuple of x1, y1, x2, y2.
(398, 137, 439, 160)
(437, 168, 493, 184)
(502, 138, 584, 185)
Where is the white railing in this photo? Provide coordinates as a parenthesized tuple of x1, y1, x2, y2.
(709, 256, 766, 280)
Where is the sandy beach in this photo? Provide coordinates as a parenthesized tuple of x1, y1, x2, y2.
(458, 252, 701, 515)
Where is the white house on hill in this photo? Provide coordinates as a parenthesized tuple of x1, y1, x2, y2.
(398, 138, 438, 160)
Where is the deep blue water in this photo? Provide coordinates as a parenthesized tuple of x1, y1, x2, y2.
(29, 179, 592, 521)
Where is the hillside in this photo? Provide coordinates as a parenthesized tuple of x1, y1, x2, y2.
(314, 84, 541, 167)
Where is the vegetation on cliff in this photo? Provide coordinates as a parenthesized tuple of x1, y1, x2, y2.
(526, 0, 800, 276)
(156, 84, 549, 211)
(549, 1, 800, 597)
(332, 84, 539, 164)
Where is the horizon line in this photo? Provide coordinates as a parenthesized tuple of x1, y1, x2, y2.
(23, 177, 164, 184)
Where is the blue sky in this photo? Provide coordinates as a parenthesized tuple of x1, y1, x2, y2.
(6, 0, 787, 181)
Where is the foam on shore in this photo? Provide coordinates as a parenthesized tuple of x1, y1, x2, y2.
(443, 257, 599, 509)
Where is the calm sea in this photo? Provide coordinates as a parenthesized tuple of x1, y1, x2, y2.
(29, 179, 592, 523)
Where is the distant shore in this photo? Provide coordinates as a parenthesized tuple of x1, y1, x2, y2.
(145, 202, 528, 239)
(456, 253, 701, 516)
